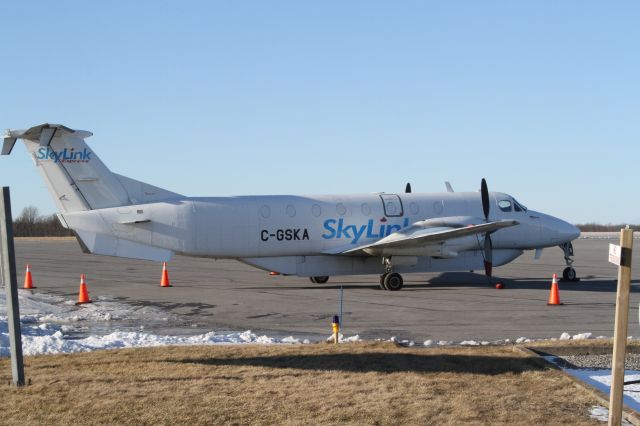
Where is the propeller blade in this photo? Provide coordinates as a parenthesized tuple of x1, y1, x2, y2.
(405, 182, 412, 193)
(481, 178, 489, 221)
(483, 233, 493, 277)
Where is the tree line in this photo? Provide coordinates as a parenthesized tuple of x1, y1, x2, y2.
(10, 205, 639, 237)
(575, 223, 640, 232)
(12, 206, 73, 237)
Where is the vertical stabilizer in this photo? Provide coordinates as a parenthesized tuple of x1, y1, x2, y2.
(3, 124, 131, 213)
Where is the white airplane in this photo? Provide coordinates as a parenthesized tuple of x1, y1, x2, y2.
(2, 124, 580, 290)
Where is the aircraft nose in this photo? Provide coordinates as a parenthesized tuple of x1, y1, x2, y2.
(531, 211, 580, 245)
(555, 218, 580, 242)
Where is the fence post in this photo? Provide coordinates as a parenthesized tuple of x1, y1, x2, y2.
(0, 187, 25, 386)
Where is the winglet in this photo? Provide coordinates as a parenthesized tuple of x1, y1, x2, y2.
(2, 137, 17, 155)
(445, 181, 454, 192)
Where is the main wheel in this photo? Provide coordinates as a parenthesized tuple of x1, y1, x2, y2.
(563, 267, 577, 281)
(383, 272, 404, 291)
(310, 276, 329, 284)
(379, 273, 388, 290)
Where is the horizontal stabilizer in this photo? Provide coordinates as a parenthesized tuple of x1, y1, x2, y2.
(3, 123, 87, 144)
(75, 230, 173, 262)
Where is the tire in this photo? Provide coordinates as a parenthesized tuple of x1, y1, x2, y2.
(565, 267, 577, 281)
(309, 277, 317, 284)
(384, 272, 404, 291)
(562, 268, 569, 281)
(311, 276, 329, 284)
(379, 274, 388, 290)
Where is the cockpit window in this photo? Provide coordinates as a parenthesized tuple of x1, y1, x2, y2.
(498, 200, 512, 212)
(513, 199, 527, 212)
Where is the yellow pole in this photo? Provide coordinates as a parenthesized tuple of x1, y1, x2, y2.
(332, 315, 340, 344)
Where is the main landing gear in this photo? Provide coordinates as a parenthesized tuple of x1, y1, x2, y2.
(309, 276, 329, 284)
(560, 242, 579, 282)
(379, 257, 404, 291)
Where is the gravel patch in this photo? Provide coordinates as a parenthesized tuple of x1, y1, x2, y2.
(552, 353, 640, 370)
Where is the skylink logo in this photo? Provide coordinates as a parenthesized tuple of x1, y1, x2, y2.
(322, 218, 410, 244)
(35, 147, 92, 163)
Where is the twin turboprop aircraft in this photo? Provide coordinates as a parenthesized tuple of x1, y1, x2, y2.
(2, 124, 581, 291)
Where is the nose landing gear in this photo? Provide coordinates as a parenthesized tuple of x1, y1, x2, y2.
(560, 242, 579, 282)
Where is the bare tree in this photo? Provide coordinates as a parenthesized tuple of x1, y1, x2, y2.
(13, 206, 73, 237)
(14, 206, 40, 236)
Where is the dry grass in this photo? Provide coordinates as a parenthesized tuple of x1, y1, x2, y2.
(0, 342, 601, 425)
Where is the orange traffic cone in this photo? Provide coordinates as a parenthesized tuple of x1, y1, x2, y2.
(547, 273, 563, 305)
(160, 262, 172, 287)
(23, 264, 35, 289)
(77, 274, 92, 305)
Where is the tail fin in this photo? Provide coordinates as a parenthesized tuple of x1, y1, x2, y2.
(2, 124, 181, 213)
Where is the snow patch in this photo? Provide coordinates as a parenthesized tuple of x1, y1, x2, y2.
(1, 292, 176, 325)
(1, 320, 313, 356)
(589, 406, 633, 425)
(590, 406, 608, 422)
(572, 332, 593, 340)
(325, 333, 362, 343)
(1, 291, 320, 357)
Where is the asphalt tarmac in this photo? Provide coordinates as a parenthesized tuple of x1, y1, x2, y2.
(12, 237, 640, 342)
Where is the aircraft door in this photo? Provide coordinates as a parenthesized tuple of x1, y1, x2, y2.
(380, 194, 404, 217)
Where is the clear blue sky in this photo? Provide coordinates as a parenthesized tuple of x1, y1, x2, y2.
(1, 1, 638, 224)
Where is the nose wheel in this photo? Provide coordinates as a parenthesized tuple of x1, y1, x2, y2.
(559, 242, 579, 282)
(562, 267, 577, 281)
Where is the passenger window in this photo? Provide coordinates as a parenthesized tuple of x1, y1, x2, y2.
(498, 200, 512, 212)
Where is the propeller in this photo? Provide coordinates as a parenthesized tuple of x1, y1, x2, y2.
(481, 178, 489, 220)
(405, 182, 412, 193)
(480, 178, 493, 279)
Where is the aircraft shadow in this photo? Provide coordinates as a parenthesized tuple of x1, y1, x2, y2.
(423, 272, 632, 293)
(266, 272, 639, 293)
(172, 352, 551, 375)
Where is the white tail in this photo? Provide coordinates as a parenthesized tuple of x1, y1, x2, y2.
(2, 124, 181, 213)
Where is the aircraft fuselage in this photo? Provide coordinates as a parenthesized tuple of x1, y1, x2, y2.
(62, 191, 578, 277)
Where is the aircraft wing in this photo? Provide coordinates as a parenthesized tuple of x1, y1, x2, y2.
(329, 219, 518, 256)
